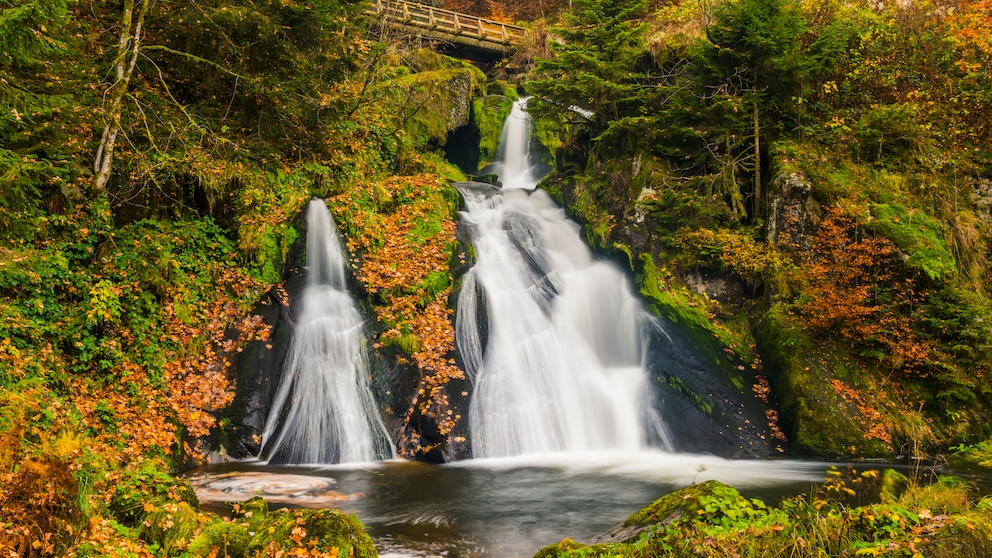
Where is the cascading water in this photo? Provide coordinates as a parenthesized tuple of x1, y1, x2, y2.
(456, 99, 673, 458)
(491, 98, 537, 191)
(259, 199, 394, 464)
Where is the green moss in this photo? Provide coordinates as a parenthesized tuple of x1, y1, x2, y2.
(186, 520, 251, 558)
(474, 89, 518, 165)
(382, 332, 422, 355)
(245, 508, 376, 557)
(758, 306, 893, 459)
(539, 481, 774, 556)
(638, 253, 748, 389)
(869, 203, 955, 280)
(254, 223, 297, 284)
(533, 538, 593, 557)
(419, 151, 468, 182)
(628, 480, 766, 529)
(666, 376, 715, 415)
(140, 501, 202, 554)
(417, 270, 450, 302)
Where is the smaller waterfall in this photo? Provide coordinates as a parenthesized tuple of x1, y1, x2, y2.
(456, 98, 672, 458)
(492, 98, 537, 191)
(260, 199, 394, 464)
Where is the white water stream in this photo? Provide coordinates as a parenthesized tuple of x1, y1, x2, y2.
(456, 98, 672, 458)
(259, 199, 394, 464)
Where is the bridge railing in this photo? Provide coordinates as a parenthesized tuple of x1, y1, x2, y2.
(368, 0, 527, 45)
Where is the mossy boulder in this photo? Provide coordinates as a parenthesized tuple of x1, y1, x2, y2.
(186, 519, 251, 558)
(624, 480, 760, 531)
(237, 497, 376, 558)
(533, 537, 593, 557)
(757, 306, 893, 459)
(535, 481, 765, 557)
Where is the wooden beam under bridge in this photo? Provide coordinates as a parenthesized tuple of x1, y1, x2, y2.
(366, 0, 527, 57)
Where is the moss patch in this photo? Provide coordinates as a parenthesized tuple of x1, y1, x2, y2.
(244, 506, 376, 557)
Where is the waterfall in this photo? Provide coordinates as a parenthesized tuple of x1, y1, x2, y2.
(492, 98, 537, 191)
(456, 100, 672, 458)
(260, 199, 395, 464)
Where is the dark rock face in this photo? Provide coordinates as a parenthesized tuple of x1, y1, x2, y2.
(645, 317, 780, 458)
(684, 269, 747, 306)
(213, 212, 308, 460)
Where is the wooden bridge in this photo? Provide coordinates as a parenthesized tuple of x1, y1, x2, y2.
(367, 0, 527, 56)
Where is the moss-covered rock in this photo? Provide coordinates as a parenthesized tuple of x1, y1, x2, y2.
(186, 519, 251, 558)
(624, 480, 759, 531)
(239, 499, 376, 558)
(536, 481, 767, 557)
(533, 537, 592, 557)
(757, 306, 893, 459)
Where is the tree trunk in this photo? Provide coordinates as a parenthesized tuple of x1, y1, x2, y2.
(92, 0, 149, 191)
(752, 99, 761, 218)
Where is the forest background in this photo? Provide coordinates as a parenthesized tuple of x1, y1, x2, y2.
(1, 0, 992, 555)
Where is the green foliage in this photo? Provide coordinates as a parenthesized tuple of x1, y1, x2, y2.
(543, 470, 992, 557)
(705, 0, 809, 102)
(109, 459, 198, 527)
(673, 226, 794, 288)
(140, 501, 202, 553)
(529, 0, 653, 152)
(0, 0, 79, 236)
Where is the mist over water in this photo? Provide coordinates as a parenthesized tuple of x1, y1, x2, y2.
(259, 199, 394, 465)
(456, 100, 672, 458)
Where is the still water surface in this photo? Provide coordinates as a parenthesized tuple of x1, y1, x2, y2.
(188, 451, 831, 557)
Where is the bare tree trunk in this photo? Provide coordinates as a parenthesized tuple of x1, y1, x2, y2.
(752, 99, 761, 217)
(93, 0, 149, 191)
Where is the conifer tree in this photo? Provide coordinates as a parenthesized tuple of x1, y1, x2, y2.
(0, 0, 74, 225)
(528, 0, 653, 150)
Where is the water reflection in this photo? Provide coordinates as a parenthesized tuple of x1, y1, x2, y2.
(187, 451, 832, 557)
